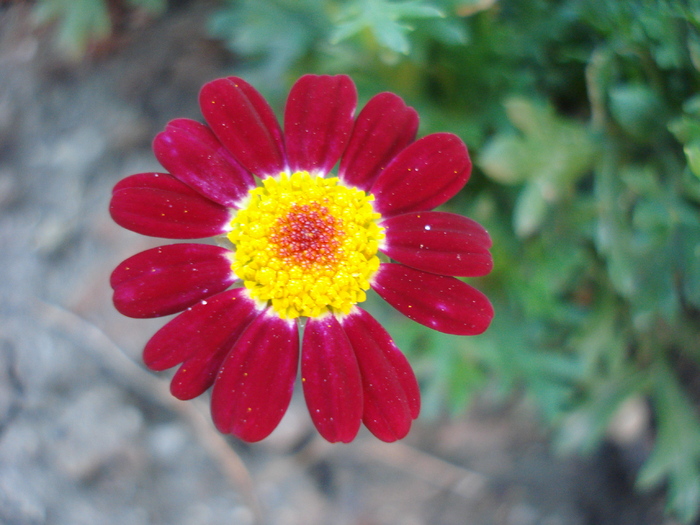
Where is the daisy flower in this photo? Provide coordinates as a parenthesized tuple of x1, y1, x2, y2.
(110, 74, 493, 443)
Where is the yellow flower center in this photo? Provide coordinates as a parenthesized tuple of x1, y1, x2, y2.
(228, 171, 384, 319)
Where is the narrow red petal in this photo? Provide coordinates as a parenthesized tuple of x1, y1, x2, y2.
(211, 312, 299, 442)
(142, 287, 256, 386)
(342, 308, 420, 442)
(284, 74, 357, 175)
(170, 315, 253, 400)
(372, 263, 493, 336)
(381, 211, 493, 277)
(153, 118, 255, 207)
(339, 92, 418, 191)
(200, 77, 286, 177)
(110, 172, 230, 239)
(143, 288, 254, 370)
(302, 315, 362, 443)
(111, 244, 236, 318)
(370, 133, 471, 217)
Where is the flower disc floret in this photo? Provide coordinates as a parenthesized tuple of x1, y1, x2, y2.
(228, 171, 384, 318)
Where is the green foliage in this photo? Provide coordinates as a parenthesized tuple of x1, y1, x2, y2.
(33, 0, 111, 57)
(637, 362, 700, 523)
(207, 0, 469, 99)
(479, 97, 596, 236)
(32, 0, 166, 57)
(330, 0, 445, 55)
(128, 0, 167, 13)
(208, 0, 332, 94)
(672, 95, 700, 179)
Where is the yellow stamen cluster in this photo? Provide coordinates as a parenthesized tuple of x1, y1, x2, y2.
(228, 171, 384, 318)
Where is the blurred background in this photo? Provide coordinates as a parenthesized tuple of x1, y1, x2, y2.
(1, 0, 699, 523)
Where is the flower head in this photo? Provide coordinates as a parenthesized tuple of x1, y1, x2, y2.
(110, 75, 494, 443)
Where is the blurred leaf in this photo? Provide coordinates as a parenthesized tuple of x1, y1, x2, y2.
(127, 0, 167, 15)
(683, 143, 700, 178)
(638, 362, 700, 523)
(331, 0, 444, 55)
(414, 331, 488, 418)
(502, 97, 595, 187)
(556, 369, 648, 455)
(513, 180, 550, 237)
(671, 95, 700, 179)
(594, 151, 699, 326)
(573, 295, 628, 376)
(625, 170, 700, 319)
(478, 134, 528, 185)
(208, 0, 330, 92)
(453, 0, 497, 17)
(33, 0, 111, 58)
(480, 97, 595, 236)
(609, 83, 667, 142)
(420, 17, 469, 46)
(676, 208, 700, 309)
(477, 307, 584, 422)
(578, 0, 692, 70)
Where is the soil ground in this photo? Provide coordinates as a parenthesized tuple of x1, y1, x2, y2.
(0, 3, 678, 524)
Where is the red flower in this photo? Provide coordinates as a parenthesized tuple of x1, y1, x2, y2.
(110, 75, 493, 443)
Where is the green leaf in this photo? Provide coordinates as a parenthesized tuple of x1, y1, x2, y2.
(609, 83, 667, 142)
(421, 17, 469, 46)
(478, 134, 529, 185)
(127, 0, 167, 15)
(555, 370, 648, 455)
(479, 97, 595, 236)
(572, 296, 628, 377)
(33, 0, 111, 58)
(416, 331, 487, 418)
(483, 97, 596, 187)
(670, 96, 700, 179)
(677, 210, 700, 309)
(637, 362, 700, 523)
(331, 0, 444, 55)
(683, 142, 700, 179)
(594, 156, 696, 326)
(208, 0, 329, 91)
(513, 180, 549, 238)
(476, 308, 584, 422)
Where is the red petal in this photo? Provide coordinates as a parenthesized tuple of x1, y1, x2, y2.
(342, 308, 420, 442)
(381, 211, 493, 276)
(200, 77, 286, 177)
(339, 92, 418, 191)
(370, 133, 471, 217)
(284, 74, 357, 175)
(111, 244, 236, 318)
(301, 315, 362, 443)
(372, 263, 493, 335)
(153, 118, 255, 207)
(110, 173, 231, 239)
(142, 288, 257, 399)
(211, 312, 299, 442)
(170, 307, 256, 399)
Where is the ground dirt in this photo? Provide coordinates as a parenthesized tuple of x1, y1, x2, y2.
(0, 2, 680, 524)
